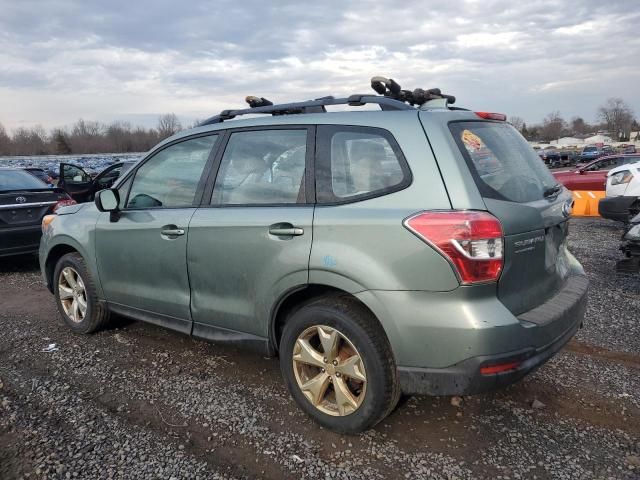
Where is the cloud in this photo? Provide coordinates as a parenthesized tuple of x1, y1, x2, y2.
(0, 0, 638, 130)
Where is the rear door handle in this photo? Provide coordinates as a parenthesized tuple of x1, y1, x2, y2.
(161, 227, 185, 237)
(269, 225, 304, 236)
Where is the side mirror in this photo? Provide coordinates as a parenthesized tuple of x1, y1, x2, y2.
(95, 189, 121, 222)
(578, 169, 585, 175)
(95, 188, 119, 211)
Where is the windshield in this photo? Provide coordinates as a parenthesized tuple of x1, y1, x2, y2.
(450, 121, 557, 203)
(583, 146, 597, 153)
(0, 169, 48, 192)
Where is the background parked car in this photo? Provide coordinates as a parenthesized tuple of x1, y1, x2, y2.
(617, 212, 640, 272)
(553, 154, 640, 190)
(549, 150, 576, 168)
(576, 145, 603, 165)
(538, 148, 560, 165)
(599, 160, 640, 222)
(58, 161, 136, 202)
(23, 167, 54, 186)
(0, 167, 75, 257)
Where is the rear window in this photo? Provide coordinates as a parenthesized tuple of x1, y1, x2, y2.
(316, 125, 411, 204)
(450, 121, 557, 203)
(0, 169, 48, 192)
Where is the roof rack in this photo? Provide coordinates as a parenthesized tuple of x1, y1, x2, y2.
(199, 94, 414, 126)
(198, 77, 461, 126)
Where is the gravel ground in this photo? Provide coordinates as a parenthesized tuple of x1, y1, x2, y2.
(1, 217, 639, 479)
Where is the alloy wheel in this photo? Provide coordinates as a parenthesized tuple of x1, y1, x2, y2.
(292, 325, 367, 416)
(58, 266, 87, 323)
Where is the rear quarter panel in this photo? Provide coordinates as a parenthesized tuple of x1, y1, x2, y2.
(309, 112, 459, 292)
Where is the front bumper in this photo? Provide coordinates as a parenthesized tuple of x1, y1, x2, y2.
(599, 196, 638, 222)
(397, 274, 588, 396)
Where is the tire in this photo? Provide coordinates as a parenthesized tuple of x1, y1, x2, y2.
(53, 252, 111, 334)
(279, 295, 400, 434)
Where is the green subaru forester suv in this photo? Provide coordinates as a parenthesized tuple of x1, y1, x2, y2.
(40, 79, 587, 433)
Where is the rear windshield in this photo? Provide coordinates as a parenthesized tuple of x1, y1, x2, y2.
(0, 169, 48, 192)
(450, 121, 557, 203)
(583, 146, 597, 152)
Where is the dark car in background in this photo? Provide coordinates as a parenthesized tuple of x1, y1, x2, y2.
(537, 148, 560, 165)
(58, 161, 136, 203)
(23, 167, 53, 185)
(550, 150, 577, 168)
(0, 167, 75, 257)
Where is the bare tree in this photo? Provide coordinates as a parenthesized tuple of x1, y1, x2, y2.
(570, 117, 592, 135)
(52, 129, 72, 154)
(540, 111, 566, 142)
(508, 116, 525, 132)
(0, 122, 10, 156)
(157, 113, 182, 140)
(598, 98, 635, 141)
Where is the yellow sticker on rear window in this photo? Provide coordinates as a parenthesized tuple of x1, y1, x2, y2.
(461, 129, 483, 151)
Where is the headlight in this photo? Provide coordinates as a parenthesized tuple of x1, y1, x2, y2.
(42, 214, 56, 233)
(610, 170, 633, 185)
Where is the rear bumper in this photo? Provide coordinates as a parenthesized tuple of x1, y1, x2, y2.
(599, 196, 638, 222)
(0, 224, 42, 257)
(397, 274, 588, 396)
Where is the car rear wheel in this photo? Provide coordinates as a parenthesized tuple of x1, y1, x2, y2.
(279, 296, 399, 433)
(53, 252, 111, 334)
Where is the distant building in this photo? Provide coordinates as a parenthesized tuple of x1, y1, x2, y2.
(551, 137, 584, 146)
(584, 134, 613, 144)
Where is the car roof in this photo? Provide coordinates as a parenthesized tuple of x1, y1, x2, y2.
(150, 108, 482, 157)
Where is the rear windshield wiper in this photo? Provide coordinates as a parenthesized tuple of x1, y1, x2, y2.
(543, 183, 562, 198)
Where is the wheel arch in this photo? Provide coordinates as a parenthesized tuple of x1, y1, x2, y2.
(44, 238, 98, 296)
(269, 283, 389, 356)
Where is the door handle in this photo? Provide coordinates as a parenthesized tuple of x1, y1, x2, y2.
(269, 225, 304, 236)
(161, 227, 185, 237)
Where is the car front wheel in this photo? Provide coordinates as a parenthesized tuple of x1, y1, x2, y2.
(279, 296, 399, 434)
(53, 252, 111, 334)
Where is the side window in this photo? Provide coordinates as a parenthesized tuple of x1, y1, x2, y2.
(96, 165, 122, 189)
(316, 126, 409, 203)
(126, 135, 218, 209)
(212, 129, 308, 205)
(63, 164, 91, 184)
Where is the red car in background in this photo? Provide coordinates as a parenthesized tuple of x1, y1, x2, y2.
(553, 154, 640, 190)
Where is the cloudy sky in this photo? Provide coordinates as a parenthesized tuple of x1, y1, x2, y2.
(1, 0, 638, 131)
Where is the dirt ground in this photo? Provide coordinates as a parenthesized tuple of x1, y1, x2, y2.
(0, 217, 639, 479)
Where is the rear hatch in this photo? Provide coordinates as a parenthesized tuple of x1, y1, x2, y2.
(448, 121, 574, 316)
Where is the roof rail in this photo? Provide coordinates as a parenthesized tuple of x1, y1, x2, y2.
(198, 95, 414, 126)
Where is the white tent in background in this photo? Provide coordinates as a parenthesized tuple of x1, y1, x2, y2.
(584, 134, 612, 144)
(551, 137, 585, 146)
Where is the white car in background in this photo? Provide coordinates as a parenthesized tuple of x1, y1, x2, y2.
(599, 161, 640, 222)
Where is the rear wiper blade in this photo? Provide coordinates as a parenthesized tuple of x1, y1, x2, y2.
(543, 183, 562, 198)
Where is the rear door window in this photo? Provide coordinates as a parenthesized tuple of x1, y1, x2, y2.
(212, 129, 308, 205)
(316, 126, 410, 203)
(450, 122, 557, 203)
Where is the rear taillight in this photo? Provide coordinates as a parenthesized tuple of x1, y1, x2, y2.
(53, 199, 76, 212)
(475, 112, 507, 121)
(404, 211, 504, 284)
